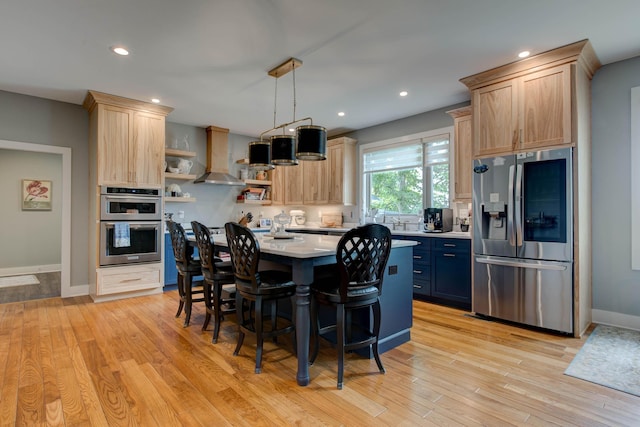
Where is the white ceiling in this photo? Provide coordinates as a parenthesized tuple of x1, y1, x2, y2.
(1, 0, 639, 137)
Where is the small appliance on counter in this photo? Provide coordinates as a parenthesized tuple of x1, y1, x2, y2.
(289, 210, 306, 225)
(423, 208, 453, 232)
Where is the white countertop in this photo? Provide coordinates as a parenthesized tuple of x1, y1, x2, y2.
(283, 226, 472, 239)
(207, 232, 416, 259)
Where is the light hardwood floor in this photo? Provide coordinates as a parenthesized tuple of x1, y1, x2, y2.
(1, 291, 639, 426)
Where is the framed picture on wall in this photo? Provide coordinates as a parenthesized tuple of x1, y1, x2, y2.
(22, 179, 52, 211)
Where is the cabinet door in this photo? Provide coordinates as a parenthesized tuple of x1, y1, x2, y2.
(327, 143, 344, 203)
(97, 104, 132, 185)
(472, 80, 518, 158)
(454, 114, 473, 201)
(270, 167, 284, 205)
(303, 160, 328, 204)
(431, 251, 471, 306)
(133, 111, 165, 187)
(284, 164, 304, 205)
(520, 64, 572, 150)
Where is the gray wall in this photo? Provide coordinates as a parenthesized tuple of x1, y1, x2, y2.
(591, 55, 640, 317)
(0, 90, 88, 287)
(0, 149, 62, 268)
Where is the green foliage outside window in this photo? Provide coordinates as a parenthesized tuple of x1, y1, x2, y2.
(370, 168, 422, 214)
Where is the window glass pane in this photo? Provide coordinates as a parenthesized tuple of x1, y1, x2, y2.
(369, 167, 423, 214)
(430, 163, 449, 208)
(362, 131, 451, 216)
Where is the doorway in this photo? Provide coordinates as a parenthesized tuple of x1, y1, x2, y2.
(0, 139, 72, 302)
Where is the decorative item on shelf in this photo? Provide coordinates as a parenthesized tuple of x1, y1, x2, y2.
(166, 183, 182, 197)
(247, 57, 327, 168)
(176, 158, 193, 174)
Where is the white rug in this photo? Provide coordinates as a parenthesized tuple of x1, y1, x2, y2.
(0, 274, 40, 289)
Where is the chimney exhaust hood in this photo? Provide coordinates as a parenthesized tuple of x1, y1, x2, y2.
(194, 125, 245, 186)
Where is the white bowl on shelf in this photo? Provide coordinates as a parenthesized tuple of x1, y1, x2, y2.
(168, 167, 180, 174)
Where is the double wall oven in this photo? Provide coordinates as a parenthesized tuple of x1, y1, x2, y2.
(99, 186, 163, 266)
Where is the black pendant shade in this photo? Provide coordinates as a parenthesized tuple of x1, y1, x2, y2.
(248, 141, 274, 170)
(270, 135, 299, 165)
(296, 125, 327, 160)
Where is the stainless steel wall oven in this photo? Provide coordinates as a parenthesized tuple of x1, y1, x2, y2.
(99, 186, 162, 266)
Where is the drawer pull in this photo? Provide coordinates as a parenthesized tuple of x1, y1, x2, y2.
(443, 243, 456, 247)
(413, 270, 422, 274)
(444, 253, 456, 257)
(413, 284, 422, 289)
(413, 255, 422, 259)
(121, 278, 143, 283)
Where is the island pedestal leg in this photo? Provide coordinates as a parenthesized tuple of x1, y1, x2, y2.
(295, 283, 310, 386)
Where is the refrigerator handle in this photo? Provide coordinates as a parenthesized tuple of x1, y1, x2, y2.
(515, 164, 523, 247)
(508, 165, 516, 247)
(475, 256, 567, 271)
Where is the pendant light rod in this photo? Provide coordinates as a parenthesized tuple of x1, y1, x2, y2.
(259, 116, 314, 140)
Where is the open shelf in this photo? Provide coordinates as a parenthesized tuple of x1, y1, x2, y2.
(236, 199, 272, 205)
(165, 148, 196, 158)
(164, 172, 197, 180)
(243, 179, 272, 186)
(165, 196, 196, 203)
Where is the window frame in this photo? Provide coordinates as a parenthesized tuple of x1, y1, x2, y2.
(358, 126, 454, 218)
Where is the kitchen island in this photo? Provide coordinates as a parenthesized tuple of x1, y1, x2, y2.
(206, 232, 416, 386)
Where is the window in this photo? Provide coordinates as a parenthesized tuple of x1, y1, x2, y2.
(362, 130, 451, 218)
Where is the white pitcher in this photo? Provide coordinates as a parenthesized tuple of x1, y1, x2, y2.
(177, 159, 193, 174)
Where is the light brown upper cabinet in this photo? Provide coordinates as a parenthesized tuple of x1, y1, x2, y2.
(84, 91, 173, 188)
(270, 136, 357, 206)
(303, 160, 329, 204)
(327, 137, 357, 205)
(447, 106, 472, 202)
(271, 164, 304, 205)
(461, 40, 600, 158)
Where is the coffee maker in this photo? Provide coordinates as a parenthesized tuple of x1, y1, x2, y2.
(424, 208, 453, 232)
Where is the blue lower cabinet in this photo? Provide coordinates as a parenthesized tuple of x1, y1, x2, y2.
(164, 234, 178, 286)
(164, 233, 199, 287)
(431, 238, 471, 310)
(393, 234, 471, 310)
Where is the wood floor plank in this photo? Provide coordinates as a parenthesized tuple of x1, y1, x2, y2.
(2, 292, 640, 426)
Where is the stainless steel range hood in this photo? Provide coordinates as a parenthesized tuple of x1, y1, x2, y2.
(194, 125, 245, 186)
(194, 170, 244, 185)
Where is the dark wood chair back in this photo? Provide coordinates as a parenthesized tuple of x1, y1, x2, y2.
(335, 223, 392, 302)
(224, 222, 261, 288)
(166, 220, 193, 269)
(191, 221, 217, 281)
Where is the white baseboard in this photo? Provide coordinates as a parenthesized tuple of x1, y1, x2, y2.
(0, 264, 62, 277)
(592, 309, 640, 331)
(62, 284, 89, 298)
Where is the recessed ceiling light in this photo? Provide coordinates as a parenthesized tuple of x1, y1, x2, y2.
(338, 111, 345, 117)
(399, 91, 408, 97)
(151, 98, 160, 104)
(110, 46, 129, 56)
(518, 50, 530, 59)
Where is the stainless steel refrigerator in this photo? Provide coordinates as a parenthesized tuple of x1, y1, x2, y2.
(472, 147, 573, 334)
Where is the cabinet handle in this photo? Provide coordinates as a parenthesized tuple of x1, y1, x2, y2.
(443, 243, 456, 247)
(413, 284, 422, 289)
(520, 129, 523, 145)
(413, 270, 422, 274)
(413, 255, 422, 259)
(444, 253, 456, 257)
(120, 277, 142, 283)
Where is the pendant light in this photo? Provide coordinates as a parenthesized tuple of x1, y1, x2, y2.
(296, 125, 327, 160)
(248, 140, 273, 171)
(248, 57, 327, 167)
